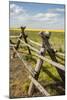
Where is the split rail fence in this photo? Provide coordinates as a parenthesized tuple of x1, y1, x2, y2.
(10, 26, 65, 96)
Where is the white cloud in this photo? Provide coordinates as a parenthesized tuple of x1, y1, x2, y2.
(48, 8, 64, 13)
(33, 12, 59, 21)
(10, 3, 25, 16)
(10, 4, 64, 30)
(34, 12, 58, 18)
(33, 13, 44, 18)
(10, 4, 15, 9)
(45, 13, 58, 18)
(56, 8, 64, 12)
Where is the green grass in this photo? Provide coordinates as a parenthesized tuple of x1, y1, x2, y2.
(10, 29, 65, 96)
(10, 29, 64, 52)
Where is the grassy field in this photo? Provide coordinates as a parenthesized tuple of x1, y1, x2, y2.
(10, 29, 65, 98)
(10, 29, 65, 52)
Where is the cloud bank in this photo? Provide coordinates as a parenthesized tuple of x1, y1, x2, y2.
(10, 3, 65, 30)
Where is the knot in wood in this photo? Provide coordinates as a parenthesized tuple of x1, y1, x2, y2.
(39, 48, 45, 55)
(32, 70, 38, 77)
(54, 49, 57, 53)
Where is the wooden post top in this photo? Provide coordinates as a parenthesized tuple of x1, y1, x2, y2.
(39, 31, 51, 39)
(21, 26, 28, 39)
(21, 26, 26, 29)
(21, 26, 26, 32)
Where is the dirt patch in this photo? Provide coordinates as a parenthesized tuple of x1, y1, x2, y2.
(9, 50, 65, 98)
(9, 54, 30, 98)
(9, 49, 43, 98)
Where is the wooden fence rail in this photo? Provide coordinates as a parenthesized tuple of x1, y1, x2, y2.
(10, 35, 65, 57)
(19, 42, 64, 71)
(18, 39, 65, 71)
(12, 46, 34, 76)
(10, 35, 20, 38)
(12, 46, 50, 96)
(10, 45, 64, 96)
(56, 52, 65, 57)
(19, 39, 39, 53)
(33, 53, 64, 71)
(10, 26, 65, 96)
(28, 38, 42, 47)
(29, 75, 50, 96)
(10, 44, 16, 47)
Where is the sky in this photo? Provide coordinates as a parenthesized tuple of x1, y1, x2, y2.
(9, 1, 65, 30)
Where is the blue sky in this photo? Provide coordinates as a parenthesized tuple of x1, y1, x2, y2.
(9, 1, 65, 30)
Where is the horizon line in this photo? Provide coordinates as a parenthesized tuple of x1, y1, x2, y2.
(10, 28, 64, 32)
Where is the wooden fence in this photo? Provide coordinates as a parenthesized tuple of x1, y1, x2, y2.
(10, 26, 65, 96)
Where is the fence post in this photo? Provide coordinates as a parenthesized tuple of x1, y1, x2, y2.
(21, 26, 31, 55)
(13, 26, 31, 58)
(12, 30, 23, 58)
(28, 32, 48, 96)
(40, 31, 65, 82)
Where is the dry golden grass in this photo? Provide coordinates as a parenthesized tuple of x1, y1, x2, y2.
(10, 28, 64, 32)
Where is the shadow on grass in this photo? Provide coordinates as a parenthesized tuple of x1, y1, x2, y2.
(44, 82, 65, 95)
(23, 54, 37, 63)
(42, 66, 61, 82)
(41, 66, 65, 95)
